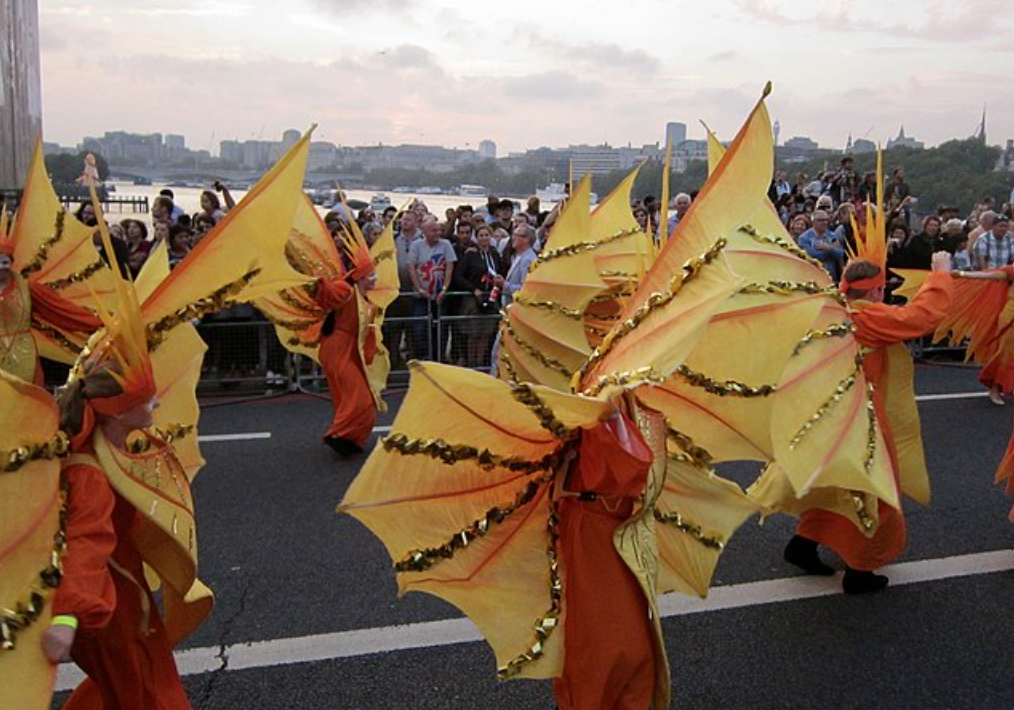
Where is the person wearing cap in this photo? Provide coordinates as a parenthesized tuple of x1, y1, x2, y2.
(785, 250, 954, 593)
(972, 212, 1013, 271)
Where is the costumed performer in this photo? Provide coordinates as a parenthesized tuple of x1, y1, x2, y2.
(317, 229, 379, 456)
(342, 86, 872, 710)
(42, 248, 211, 710)
(942, 264, 1014, 519)
(254, 195, 396, 457)
(785, 250, 953, 593)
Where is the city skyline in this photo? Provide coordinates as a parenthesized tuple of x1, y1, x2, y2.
(38, 0, 1013, 154)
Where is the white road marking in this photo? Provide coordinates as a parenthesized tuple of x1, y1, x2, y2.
(198, 432, 272, 443)
(372, 425, 392, 433)
(914, 391, 989, 402)
(54, 549, 1014, 691)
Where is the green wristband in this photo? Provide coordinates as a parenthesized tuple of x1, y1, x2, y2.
(50, 615, 78, 630)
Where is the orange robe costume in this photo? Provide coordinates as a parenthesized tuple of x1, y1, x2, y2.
(54, 456, 193, 710)
(554, 413, 657, 710)
(975, 265, 1014, 394)
(317, 279, 376, 449)
(797, 272, 952, 570)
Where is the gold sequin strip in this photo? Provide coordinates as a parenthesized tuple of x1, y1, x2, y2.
(1, 481, 68, 651)
(738, 280, 842, 302)
(577, 238, 727, 385)
(509, 383, 576, 441)
(497, 478, 562, 680)
(30, 319, 80, 355)
(382, 433, 567, 473)
(599, 270, 637, 280)
(789, 355, 863, 449)
(653, 507, 726, 551)
(500, 319, 573, 378)
(674, 364, 775, 398)
(582, 366, 666, 398)
(146, 269, 261, 350)
(665, 426, 715, 469)
(19, 213, 65, 277)
(793, 322, 856, 356)
(278, 286, 318, 313)
(533, 227, 640, 267)
(512, 295, 583, 320)
(43, 258, 107, 291)
(499, 349, 520, 384)
(1, 432, 70, 474)
(261, 310, 321, 333)
(285, 238, 337, 280)
(850, 491, 875, 532)
(126, 424, 196, 454)
(862, 383, 878, 476)
(738, 224, 825, 271)
(394, 473, 554, 573)
(373, 249, 394, 264)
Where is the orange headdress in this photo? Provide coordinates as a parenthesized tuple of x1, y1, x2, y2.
(841, 147, 887, 293)
(335, 194, 375, 281)
(67, 182, 156, 417)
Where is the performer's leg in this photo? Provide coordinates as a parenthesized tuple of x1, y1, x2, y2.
(783, 534, 835, 576)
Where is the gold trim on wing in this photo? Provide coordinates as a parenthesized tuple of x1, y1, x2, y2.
(577, 238, 727, 387)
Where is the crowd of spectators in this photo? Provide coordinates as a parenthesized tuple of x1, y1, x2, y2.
(71, 164, 1014, 383)
(765, 158, 1014, 292)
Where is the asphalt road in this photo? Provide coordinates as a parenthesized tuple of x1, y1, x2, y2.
(53, 362, 1014, 709)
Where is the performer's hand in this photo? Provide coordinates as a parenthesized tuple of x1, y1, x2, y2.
(42, 624, 76, 663)
(931, 251, 952, 273)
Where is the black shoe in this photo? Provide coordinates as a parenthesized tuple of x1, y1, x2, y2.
(784, 535, 836, 576)
(842, 568, 889, 595)
(324, 436, 363, 458)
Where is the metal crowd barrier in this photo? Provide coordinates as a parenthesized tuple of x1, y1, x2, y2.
(193, 293, 503, 397)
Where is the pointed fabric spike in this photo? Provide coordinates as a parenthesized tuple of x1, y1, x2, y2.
(703, 122, 725, 176)
(141, 128, 315, 331)
(578, 93, 781, 396)
(255, 192, 341, 363)
(655, 457, 760, 597)
(10, 139, 115, 309)
(658, 142, 673, 253)
(498, 175, 606, 391)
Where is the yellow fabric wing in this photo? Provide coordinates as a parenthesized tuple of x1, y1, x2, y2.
(141, 130, 315, 335)
(340, 362, 608, 680)
(0, 372, 64, 710)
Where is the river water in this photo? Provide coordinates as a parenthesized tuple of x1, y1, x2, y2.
(104, 182, 547, 228)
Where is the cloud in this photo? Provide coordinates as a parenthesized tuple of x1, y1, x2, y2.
(732, 0, 1013, 41)
(529, 31, 661, 76)
(707, 50, 737, 62)
(309, 0, 418, 14)
(500, 71, 606, 101)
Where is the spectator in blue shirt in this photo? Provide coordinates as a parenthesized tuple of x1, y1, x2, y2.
(799, 210, 846, 282)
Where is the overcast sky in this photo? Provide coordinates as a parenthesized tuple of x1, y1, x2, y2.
(38, 0, 1014, 154)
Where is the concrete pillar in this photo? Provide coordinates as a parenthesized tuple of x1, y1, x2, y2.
(0, 0, 42, 191)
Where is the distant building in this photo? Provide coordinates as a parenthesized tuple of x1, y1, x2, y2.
(998, 139, 1014, 172)
(886, 126, 924, 150)
(665, 122, 687, 150)
(773, 120, 781, 147)
(851, 138, 876, 154)
(82, 131, 165, 165)
(784, 136, 819, 152)
(165, 134, 186, 161)
(673, 139, 708, 173)
(307, 141, 338, 172)
(478, 140, 497, 160)
(281, 129, 301, 148)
